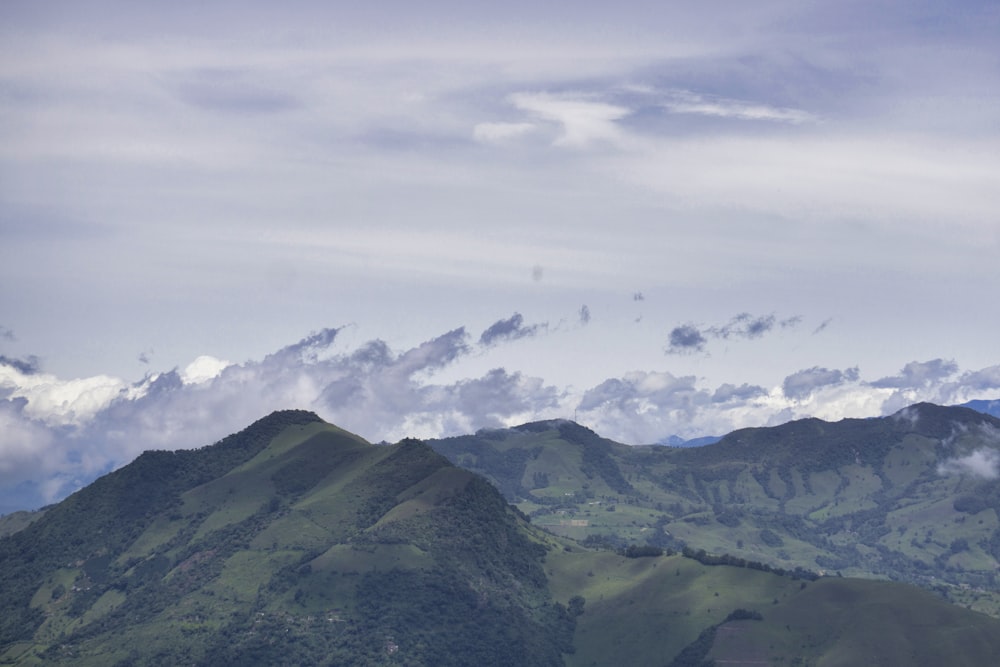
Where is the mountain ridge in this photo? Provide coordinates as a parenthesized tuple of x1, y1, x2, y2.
(5, 405, 1000, 665)
(425, 401, 1000, 615)
(0, 412, 574, 665)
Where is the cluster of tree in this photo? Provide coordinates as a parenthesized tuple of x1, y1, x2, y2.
(681, 547, 820, 581)
(199, 567, 576, 667)
(557, 422, 635, 495)
(620, 544, 667, 558)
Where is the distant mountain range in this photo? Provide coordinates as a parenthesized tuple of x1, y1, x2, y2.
(3, 404, 1000, 665)
(960, 398, 1000, 419)
(424, 402, 1000, 616)
(658, 434, 722, 447)
(655, 397, 1000, 448)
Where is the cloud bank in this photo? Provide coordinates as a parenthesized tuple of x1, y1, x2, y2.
(3, 320, 999, 512)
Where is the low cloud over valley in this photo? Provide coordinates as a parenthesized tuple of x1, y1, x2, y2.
(2, 318, 999, 513)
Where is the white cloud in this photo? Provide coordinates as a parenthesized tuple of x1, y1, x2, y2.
(1, 2, 999, 512)
(783, 366, 860, 400)
(509, 92, 630, 147)
(938, 448, 1000, 480)
(872, 359, 959, 389)
(180, 355, 233, 384)
(662, 89, 819, 124)
(3, 317, 1000, 511)
(0, 365, 129, 427)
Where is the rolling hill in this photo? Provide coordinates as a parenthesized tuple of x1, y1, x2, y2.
(427, 402, 1000, 615)
(3, 407, 1000, 666)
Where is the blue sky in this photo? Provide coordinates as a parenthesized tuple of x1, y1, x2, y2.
(1, 1, 999, 511)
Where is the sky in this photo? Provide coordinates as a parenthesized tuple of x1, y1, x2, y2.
(1, 0, 999, 512)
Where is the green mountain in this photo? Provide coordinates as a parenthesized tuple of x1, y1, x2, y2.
(427, 403, 1000, 615)
(3, 407, 1000, 666)
(0, 411, 572, 666)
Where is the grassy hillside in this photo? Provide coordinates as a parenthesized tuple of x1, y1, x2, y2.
(0, 411, 572, 666)
(427, 403, 1000, 615)
(5, 408, 1000, 666)
(544, 545, 1000, 667)
(0, 510, 45, 539)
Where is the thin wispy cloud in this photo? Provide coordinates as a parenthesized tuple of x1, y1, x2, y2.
(479, 313, 547, 346)
(708, 313, 778, 340)
(472, 122, 537, 143)
(508, 92, 630, 148)
(662, 89, 819, 124)
(666, 313, 803, 354)
(813, 318, 833, 335)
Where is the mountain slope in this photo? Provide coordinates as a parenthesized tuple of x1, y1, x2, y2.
(427, 403, 1000, 614)
(5, 408, 1000, 666)
(0, 411, 572, 666)
(546, 548, 1000, 667)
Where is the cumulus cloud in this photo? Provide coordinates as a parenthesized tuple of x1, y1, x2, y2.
(479, 313, 546, 346)
(937, 448, 1000, 480)
(712, 383, 768, 403)
(782, 366, 860, 400)
(872, 359, 959, 389)
(0, 355, 40, 375)
(0, 324, 562, 509)
(3, 315, 1000, 513)
(575, 370, 773, 444)
(449, 368, 561, 430)
(879, 364, 1000, 413)
(180, 355, 232, 384)
(666, 324, 707, 354)
(578, 371, 701, 412)
(953, 365, 1000, 393)
(0, 363, 133, 427)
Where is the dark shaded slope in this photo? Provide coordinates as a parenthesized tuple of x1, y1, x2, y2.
(0, 410, 322, 647)
(713, 577, 1000, 667)
(0, 415, 573, 666)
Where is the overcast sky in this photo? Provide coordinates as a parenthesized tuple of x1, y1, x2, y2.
(2, 1, 999, 511)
